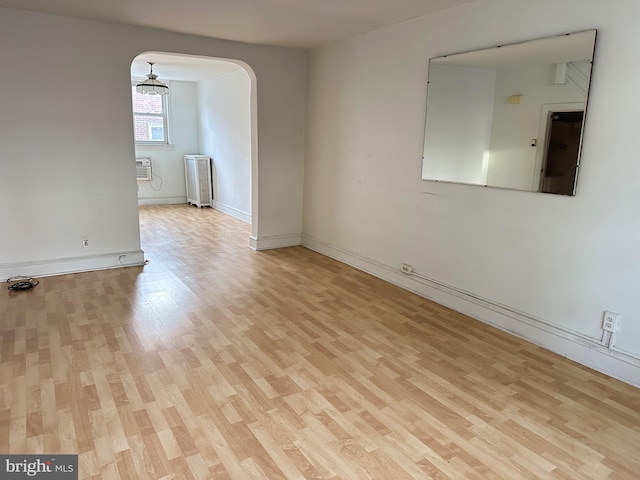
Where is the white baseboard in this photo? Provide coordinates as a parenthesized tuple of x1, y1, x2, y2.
(138, 195, 186, 206)
(302, 234, 640, 388)
(213, 201, 251, 223)
(249, 234, 302, 251)
(0, 250, 146, 280)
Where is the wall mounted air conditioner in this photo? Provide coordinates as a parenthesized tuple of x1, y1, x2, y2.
(184, 155, 212, 207)
(136, 156, 152, 181)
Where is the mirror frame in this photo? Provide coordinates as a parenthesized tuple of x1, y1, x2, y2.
(421, 30, 597, 195)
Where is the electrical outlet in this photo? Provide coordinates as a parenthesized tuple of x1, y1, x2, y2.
(81, 236, 89, 248)
(401, 263, 413, 274)
(603, 311, 621, 333)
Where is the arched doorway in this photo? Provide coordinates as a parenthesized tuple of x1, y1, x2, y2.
(130, 52, 258, 244)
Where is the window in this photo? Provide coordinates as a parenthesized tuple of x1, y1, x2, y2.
(132, 85, 169, 144)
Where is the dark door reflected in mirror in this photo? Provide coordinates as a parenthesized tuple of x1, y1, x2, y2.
(541, 110, 584, 195)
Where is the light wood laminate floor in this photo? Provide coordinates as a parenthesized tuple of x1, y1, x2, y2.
(1, 204, 640, 479)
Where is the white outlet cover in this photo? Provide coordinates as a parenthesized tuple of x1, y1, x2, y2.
(603, 311, 620, 333)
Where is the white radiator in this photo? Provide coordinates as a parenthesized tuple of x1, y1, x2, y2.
(135, 156, 152, 181)
(184, 155, 212, 207)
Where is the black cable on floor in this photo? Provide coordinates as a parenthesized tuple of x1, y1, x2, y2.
(7, 276, 39, 291)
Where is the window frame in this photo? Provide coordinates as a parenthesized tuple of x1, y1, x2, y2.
(131, 82, 170, 145)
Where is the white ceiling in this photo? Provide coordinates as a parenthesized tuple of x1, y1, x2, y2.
(131, 53, 243, 82)
(0, 0, 475, 49)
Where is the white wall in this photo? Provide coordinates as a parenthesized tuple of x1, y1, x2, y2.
(198, 70, 252, 222)
(422, 65, 496, 184)
(304, 0, 640, 386)
(136, 80, 200, 205)
(0, 7, 306, 277)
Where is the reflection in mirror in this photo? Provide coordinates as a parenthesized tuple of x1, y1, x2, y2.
(421, 30, 596, 195)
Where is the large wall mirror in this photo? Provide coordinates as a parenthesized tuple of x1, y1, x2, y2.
(422, 30, 596, 195)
